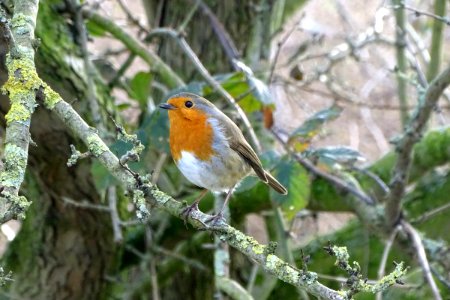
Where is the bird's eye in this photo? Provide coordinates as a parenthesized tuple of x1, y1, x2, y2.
(185, 100, 193, 108)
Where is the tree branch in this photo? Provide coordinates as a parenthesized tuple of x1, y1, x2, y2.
(35, 83, 352, 299)
(82, 9, 184, 89)
(401, 221, 442, 300)
(0, 0, 40, 222)
(386, 64, 450, 227)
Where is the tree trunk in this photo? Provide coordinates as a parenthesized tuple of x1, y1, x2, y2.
(1, 1, 114, 299)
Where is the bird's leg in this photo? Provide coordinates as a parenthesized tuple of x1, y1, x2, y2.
(205, 187, 234, 225)
(180, 189, 208, 222)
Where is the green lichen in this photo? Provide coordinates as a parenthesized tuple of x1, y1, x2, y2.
(2, 57, 40, 124)
(332, 246, 350, 265)
(0, 267, 13, 286)
(252, 244, 265, 255)
(42, 84, 61, 109)
(150, 189, 172, 205)
(362, 262, 407, 293)
(86, 135, 109, 157)
(0, 144, 28, 187)
(299, 271, 318, 285)
(132, 189, 150, 221)
(11, 13, 34, 34)
(0, 191, 31, 220)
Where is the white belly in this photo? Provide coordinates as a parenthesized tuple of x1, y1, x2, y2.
(176, 150, 251, 192)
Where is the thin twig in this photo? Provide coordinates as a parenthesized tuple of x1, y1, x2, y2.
(62, 197, 111, 211)
(151, 152, 167, 184)
(272, 130, 374, 205)
(82, 9, 184, 88)
(376, 226, 399, 300)
(116, 0, 150, 35)
(214, 193, 230, 299)
(268, 17, 303, 85)
(70, 0, 106, 132)
(392, 3, 450, 26)
(108, 185, 123, 243)
(401, 221, 442, 300)
(177, 0, 200, 33)
(411, 202, 450, 225)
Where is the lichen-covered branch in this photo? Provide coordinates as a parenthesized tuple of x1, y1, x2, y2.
(386, 64, 450, 227)
(34, 83, 406, 299)
(0, 0, 40, 222)
(38, 91, 342, 299)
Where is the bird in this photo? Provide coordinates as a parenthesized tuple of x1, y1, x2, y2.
(160, 92, 287, 224)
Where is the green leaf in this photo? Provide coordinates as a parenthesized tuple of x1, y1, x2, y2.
(128, 71, 152, 107)
(305, 146, 365, 168)
(270, 157, 310, 220)
(137, 110, 170, 153)
(289, 105, 343, 140)
(91, 161, 117, 191)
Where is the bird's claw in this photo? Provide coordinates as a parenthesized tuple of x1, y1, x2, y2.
(205, 212, 225, 226)
(180, 202, 199, 227)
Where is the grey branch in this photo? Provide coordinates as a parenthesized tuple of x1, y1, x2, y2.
(38, 87, 346, 299)
(386, 64, 450, 227)
(402, 221, 442, 300)
(0, 0, 40, 222)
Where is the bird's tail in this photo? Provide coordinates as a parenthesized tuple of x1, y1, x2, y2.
(264, 171, 288, 195)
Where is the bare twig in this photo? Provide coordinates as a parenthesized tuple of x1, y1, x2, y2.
(108, 185, 123, 243)
(392, 0, 409, 126)
(216, 276, 254, 300)
(376, 226, 400, 300)
(116, 0, 149, 36)
(151, 153, 167, 184)
(82, 9, 184, 88)
(214, 193, 230, 299)
(386, 64, 450, 227)
(272, 130, 374, 205)
(69, 0, 106, 132)
(197, 0, 240, 65)
(62, 197, 110, 211)
(401, 221, 442, 300)
(411, 202, 450, 225)
(392, 3, 450, 26)
(268, 18, 302, 84)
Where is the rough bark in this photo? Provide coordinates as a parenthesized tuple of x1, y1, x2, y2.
(1, 1, 114, 299)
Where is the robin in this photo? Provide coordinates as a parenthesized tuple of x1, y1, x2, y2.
(160, 92, 287, 223)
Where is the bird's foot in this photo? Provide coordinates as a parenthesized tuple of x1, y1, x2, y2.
(205, 212, 225, 226)
(180, 202, 200, 226)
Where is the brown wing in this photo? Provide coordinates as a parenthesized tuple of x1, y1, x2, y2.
(230, 140, 268, 183)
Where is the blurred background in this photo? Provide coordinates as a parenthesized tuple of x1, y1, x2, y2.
(0, 0, 449, 299)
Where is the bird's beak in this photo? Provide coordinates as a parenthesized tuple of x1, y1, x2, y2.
(159, 103, 177, 110)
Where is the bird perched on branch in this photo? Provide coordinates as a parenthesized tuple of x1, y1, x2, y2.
(160, 93, 287, 224)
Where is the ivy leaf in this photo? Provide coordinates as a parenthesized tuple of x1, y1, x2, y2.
(270, 157, 310, 220)
(128, 71, 152, 107)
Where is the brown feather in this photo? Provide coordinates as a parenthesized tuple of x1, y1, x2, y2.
(265, 171, 288, 195)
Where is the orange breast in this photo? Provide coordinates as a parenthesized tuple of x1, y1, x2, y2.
(169, 111, 215, 161)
